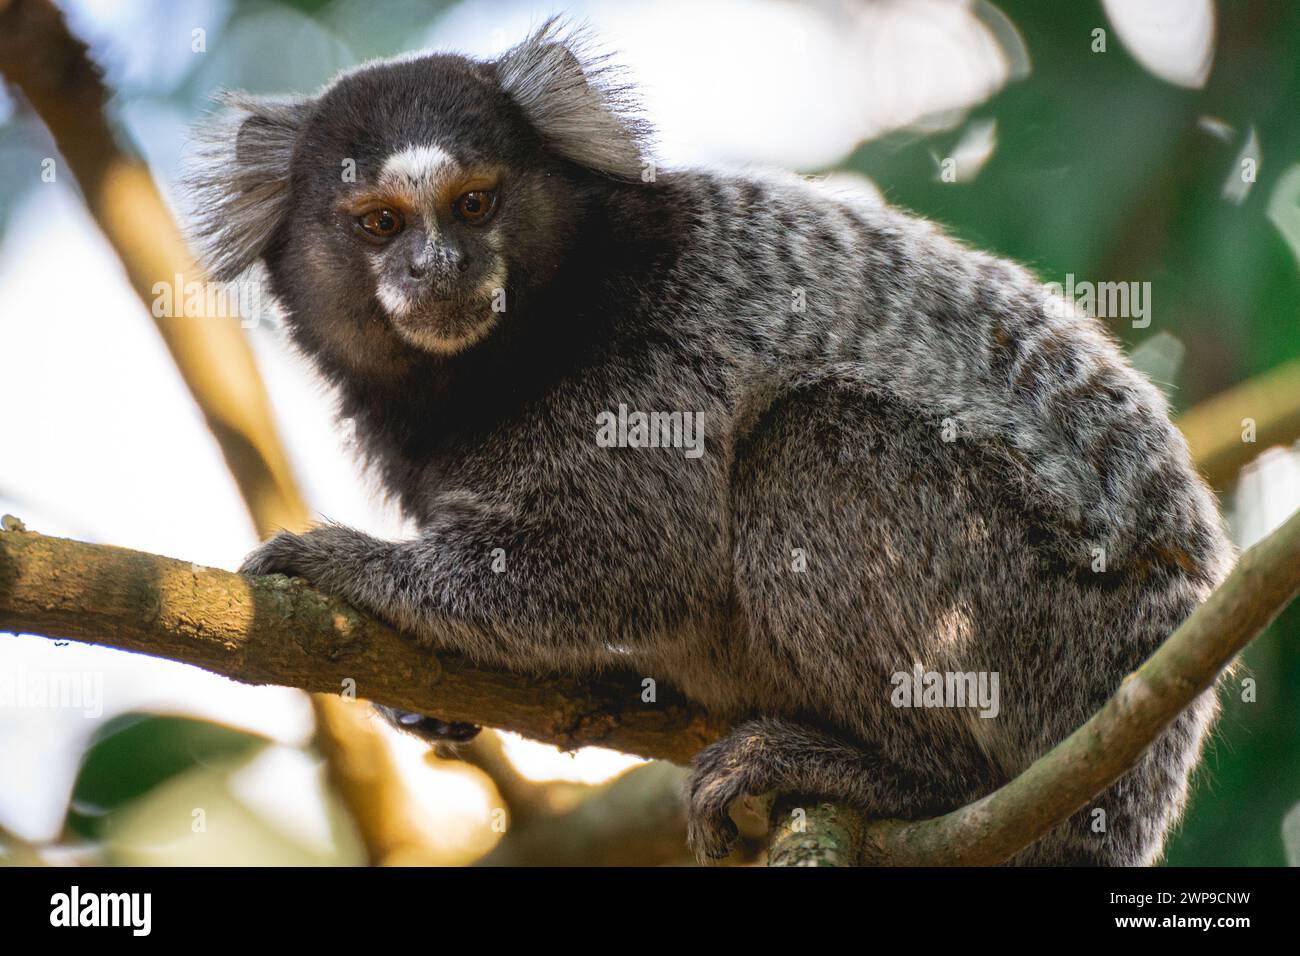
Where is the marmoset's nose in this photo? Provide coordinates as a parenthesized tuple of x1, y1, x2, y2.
(407, 240, 466, 288)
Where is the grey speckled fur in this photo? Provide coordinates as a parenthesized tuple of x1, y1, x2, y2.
(188, 18, 1234, 865)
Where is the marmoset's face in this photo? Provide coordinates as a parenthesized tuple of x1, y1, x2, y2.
(339, 142, 507, 354)
(285, 55, 578, 359)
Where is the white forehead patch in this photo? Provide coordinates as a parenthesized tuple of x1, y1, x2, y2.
(379, 144, 458, 205)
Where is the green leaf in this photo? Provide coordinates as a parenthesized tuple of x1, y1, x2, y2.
(65, 713, 267, 839)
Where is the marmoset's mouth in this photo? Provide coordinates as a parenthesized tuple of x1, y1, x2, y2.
(390, 307, 497, 356)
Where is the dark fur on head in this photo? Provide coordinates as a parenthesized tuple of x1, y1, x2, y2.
(185, 18, 657, 382)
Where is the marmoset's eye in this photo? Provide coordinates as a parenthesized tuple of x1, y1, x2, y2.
(453, 190, 496, 224)
(359, 208, 404, 239)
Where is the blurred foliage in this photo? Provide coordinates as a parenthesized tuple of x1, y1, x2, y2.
(841, 1, 1300, 405)
(65, 713, 267, 840)
(1174, 602, 1300, 866)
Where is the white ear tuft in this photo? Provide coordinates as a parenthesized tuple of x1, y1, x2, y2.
(183, 92, 312, 281)
(497, 17, 653, 180)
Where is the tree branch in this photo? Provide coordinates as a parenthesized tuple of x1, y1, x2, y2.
(475, 763, 694, 867)
(1177, 356, 1300, 491)
(0, 525, 727, 765)
(768, 796, 866, 867)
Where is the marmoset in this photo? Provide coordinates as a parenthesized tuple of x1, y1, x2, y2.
(187, 19, 1232, 865)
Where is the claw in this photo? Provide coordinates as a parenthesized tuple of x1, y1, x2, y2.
(685, 749, 753, 863)
(239, 532, 308, 578)
(395, 711, 482, 742)
(686, 809, 739, 863)
(375, 704, 481, 743)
